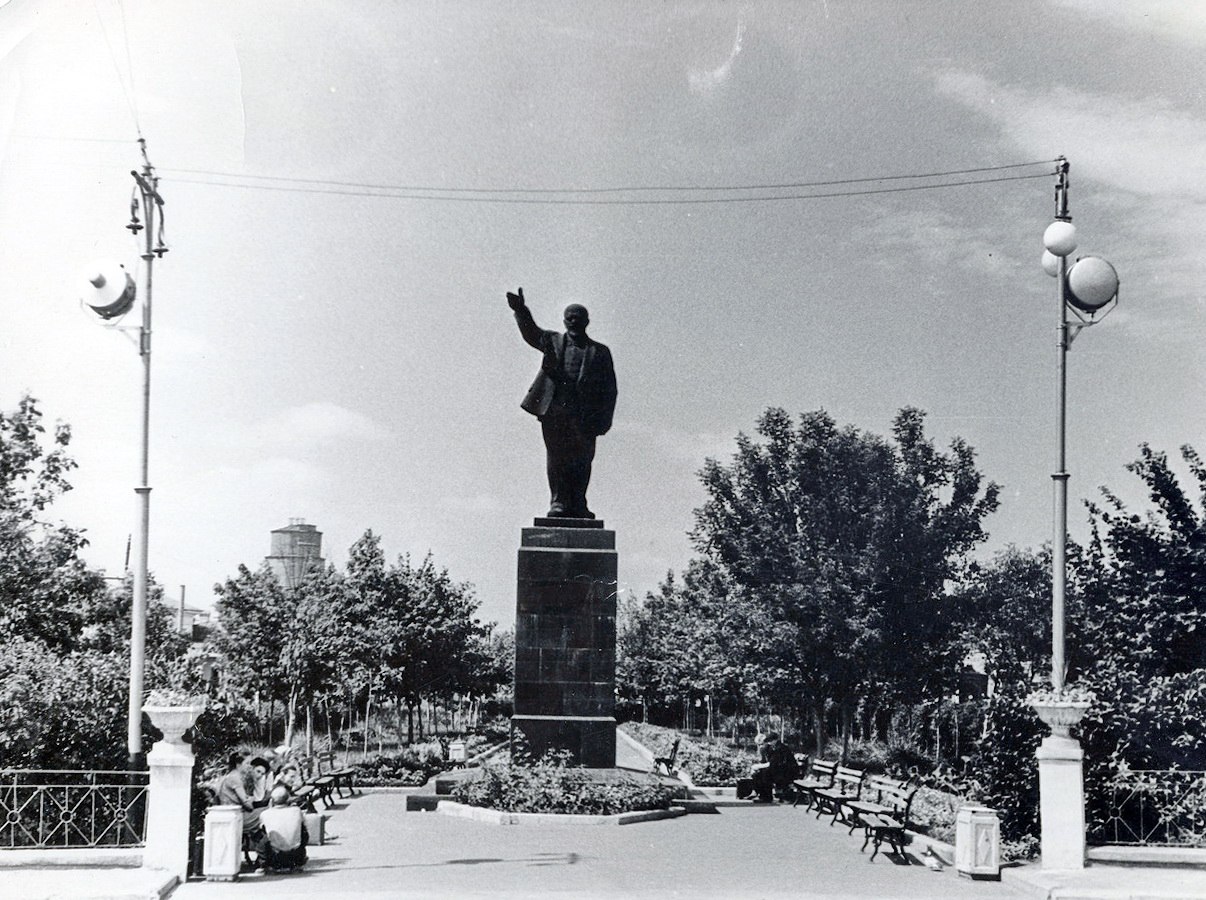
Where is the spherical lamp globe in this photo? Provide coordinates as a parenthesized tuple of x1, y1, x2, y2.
(1043, 221, 1078, 257)
(1041, 250, 1061, 278)
(1067, 256, 1119, 312)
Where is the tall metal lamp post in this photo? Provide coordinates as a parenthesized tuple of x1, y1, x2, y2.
(81, 144, 167, 768)
(1032, 156, 1119, 869)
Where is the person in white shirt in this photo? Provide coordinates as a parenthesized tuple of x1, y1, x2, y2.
(257, 785, 308, 872)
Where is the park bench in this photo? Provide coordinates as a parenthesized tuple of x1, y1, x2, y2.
(840, 774, 917, 834)
(294, 755, 336, 809)
(652, 737, 680, 776)
(855, 778, 919, 861)
(791, 758, 835, 809)
(316, 750, 357, 798)
(810, 765, 865, 824)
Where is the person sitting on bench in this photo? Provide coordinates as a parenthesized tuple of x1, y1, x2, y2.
(257, 785, 309, 872)
(751, 733, 799, 802)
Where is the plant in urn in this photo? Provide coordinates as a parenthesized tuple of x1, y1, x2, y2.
(1027, 685, 1093, 738)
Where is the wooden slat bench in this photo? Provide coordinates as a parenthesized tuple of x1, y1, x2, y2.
(840, 774, 916, 834)
(811, 765, 865, 824)
(857, 779, 919, 861)
(791, 758, 836, 809)
(652, 738, 680, 776)
(316, 750, 357, 798)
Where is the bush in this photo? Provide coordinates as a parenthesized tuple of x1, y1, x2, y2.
(451, 750, 672, 815)
(353, 741, 448, 786)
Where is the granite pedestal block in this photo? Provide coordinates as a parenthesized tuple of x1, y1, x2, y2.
(512, 517, 617, 768)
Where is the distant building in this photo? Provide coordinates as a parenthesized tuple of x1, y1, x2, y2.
(266, 518, 324, 589)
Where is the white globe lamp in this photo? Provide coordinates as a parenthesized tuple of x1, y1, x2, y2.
(1043, 221, 1078, 257)
(1067, 256, 1119, 312)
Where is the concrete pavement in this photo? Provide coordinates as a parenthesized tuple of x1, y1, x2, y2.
(169, 789, 1017, 900)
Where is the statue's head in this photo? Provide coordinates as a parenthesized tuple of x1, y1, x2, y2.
(563, 304, 589, 336)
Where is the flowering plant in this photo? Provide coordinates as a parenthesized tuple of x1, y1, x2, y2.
(146, 687, 205, 707)
(1026, 685, 1095, 706)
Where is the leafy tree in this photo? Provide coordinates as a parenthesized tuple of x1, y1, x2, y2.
(1074, 443, 1206, 771)
(949, 545, 1051, 688)
(689, 407, 999, 752)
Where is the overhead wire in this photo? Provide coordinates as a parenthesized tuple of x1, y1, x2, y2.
(163, 165, 1055, 207)
(90, 0, 142, 139)
(161, 159, 1054, 196)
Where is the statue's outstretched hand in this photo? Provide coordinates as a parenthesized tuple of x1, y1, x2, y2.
(506, 287, 525, 310)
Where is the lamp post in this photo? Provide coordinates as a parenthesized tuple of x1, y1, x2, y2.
(1033, 156, 1119, 870)
(1040, 157, 1119, 691)
(81, 142, 167, 768)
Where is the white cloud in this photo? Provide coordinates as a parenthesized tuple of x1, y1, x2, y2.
(251, 402, 391, 449)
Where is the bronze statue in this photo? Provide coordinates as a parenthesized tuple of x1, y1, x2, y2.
(507, 287, 617, 519)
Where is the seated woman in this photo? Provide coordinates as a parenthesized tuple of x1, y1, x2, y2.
(257, 785, 309, 872)
(215, 753, 264, 862)
(249, 756, 274, 809)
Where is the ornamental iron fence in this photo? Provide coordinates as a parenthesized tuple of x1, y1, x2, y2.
(1090, 769, 1206, 847)
(0, 769, 148, 849)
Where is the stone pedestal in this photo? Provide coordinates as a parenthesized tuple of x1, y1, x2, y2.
(202, 805, 243, 881)
(1037, 735, 1086, 869)
(512, 517, 617, 768)
(143, 704, 203, 883)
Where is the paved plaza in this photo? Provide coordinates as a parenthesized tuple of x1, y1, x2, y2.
(8, 785, 1206, 900)
(169, 788, 1016, 900)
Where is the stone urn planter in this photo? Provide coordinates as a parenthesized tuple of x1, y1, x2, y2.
(1027, 688, 1092, 738)
(144, 696, 206, 748)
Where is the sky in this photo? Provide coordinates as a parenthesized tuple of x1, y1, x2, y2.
(1, 0, 1203, 630)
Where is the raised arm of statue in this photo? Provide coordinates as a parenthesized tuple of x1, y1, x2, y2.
(508, 287, 546, 350)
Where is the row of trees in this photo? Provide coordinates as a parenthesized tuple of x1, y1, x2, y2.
(617, 405, 1206, 841)
(212, 532, 511, 752)
(0, 394, 509, 771)
(618, 407, 1000, 752)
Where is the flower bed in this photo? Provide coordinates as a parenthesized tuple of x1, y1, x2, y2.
(451, 751, 672, 815)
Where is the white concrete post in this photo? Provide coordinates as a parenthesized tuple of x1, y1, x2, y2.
(142, 740, 195, 881)
(203, 806, 244, 881)
(142, 704, 204, 883)
(1037, 735, 1086, 869)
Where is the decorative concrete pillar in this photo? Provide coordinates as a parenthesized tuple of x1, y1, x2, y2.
(1030, 696, 1090, 870)
(1037, 736, 1086, 869)
(512, 518, 617, 767)
(143, 704, 204, 882)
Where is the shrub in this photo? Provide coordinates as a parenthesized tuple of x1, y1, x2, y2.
(451, 750, 672, 815)
(353, 741, 448, 786)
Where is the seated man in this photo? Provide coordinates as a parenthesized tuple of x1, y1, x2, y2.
(751, 733, 799, 802)
(257, 785, 308, 872)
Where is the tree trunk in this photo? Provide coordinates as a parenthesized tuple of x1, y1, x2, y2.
(810, 703, 824, 757)
(286, 688, 298, 747)
(363, 680, 373, 758)
(840, 703, 852, 762)
(305, 703, 314, 757)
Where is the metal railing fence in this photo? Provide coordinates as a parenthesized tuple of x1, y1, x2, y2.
(0, 769, 148, 849)
(1091, 769, 1206, 848)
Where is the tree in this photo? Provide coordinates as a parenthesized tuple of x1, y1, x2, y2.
(949, 545, 1051, 689)
(0, 395, 107, 650)
(689, 407, 999, 753)
(1073, 443, 1206, 770)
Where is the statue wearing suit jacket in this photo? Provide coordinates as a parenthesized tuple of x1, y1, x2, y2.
(507, 287, 617, 519)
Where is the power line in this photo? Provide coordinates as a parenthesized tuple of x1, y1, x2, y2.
(90, 0, 141, 138)
(161, 159, 1055, 196)
(166, 170, 1053, 206)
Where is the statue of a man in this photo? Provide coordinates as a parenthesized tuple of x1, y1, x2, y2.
(507, 287, 617, 519)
